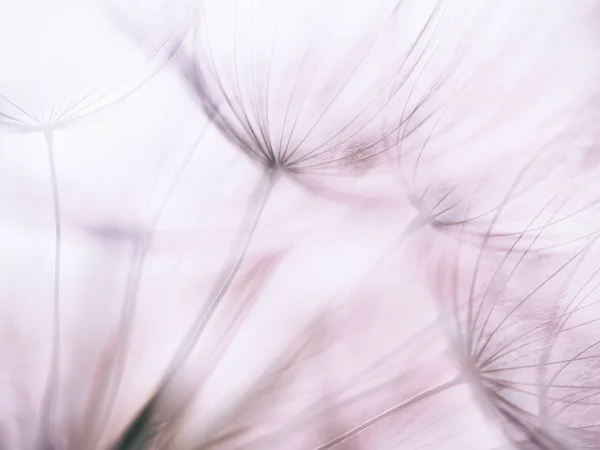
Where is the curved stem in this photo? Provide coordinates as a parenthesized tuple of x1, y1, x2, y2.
(87, 129, 208, 447)
(120, 166, 278, 448)
(314, 376, 462, 450)
(158, 168, 278, 389)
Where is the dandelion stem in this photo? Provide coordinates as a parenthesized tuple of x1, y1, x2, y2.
(314, 376, 462, 450)
(156, 167, 278, 402)
(88, 128, 209, 447)
(38, 129, 62, 449)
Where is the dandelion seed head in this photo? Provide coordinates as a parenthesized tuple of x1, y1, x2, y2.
(1, 0, 600, 448)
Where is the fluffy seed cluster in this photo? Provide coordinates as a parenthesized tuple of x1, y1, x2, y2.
(0, 0, 599, 449)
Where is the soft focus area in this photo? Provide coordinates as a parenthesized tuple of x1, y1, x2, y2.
(0, 1, 600, 449)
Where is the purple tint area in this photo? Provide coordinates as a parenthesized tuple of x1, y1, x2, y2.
(0, 0, 599, 448)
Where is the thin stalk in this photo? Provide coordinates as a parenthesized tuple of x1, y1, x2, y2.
(86, 129, 209, 447)
(38, 129, 62, 449)
(314, 215, 427, 341)
(126, 167, 279, 447)
(314, 376, 462, 450)
(158, 168, 277, 386)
